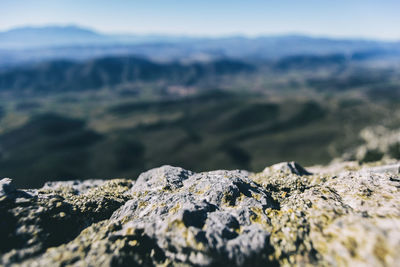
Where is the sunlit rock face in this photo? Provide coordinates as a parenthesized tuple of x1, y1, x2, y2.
(342, 126, 400, 163)
(1, 161, 399, 266)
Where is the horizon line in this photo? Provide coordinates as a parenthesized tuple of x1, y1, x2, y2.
(1, 23, 399, 43)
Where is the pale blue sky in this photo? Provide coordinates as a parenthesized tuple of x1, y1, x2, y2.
(1, 0, 399, 40)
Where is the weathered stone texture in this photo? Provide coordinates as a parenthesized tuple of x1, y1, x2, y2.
(1, 160, 399, 266)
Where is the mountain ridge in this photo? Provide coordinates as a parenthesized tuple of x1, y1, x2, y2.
(1, 25, 399, 68)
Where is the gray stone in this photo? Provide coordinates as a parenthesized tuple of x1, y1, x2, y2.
(263, 161, 312, 176)
(42, 179, 106, 195)
(0, 179, 132, 265)
(363, 163, 400, 174)
(132, 165, 193, 192)
(343, 126, 400, 163)
(112, 166, 278, 266)
(1, 161, 400, 266)
(0, 178, 15, 198)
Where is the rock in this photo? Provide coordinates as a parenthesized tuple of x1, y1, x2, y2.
(132, 165, 193, 192)
(1, 161, 400, 266)
(343, 126, 400, 163)
(362, 163, 400, 174)
(41, 179, 106, 195)
(0, 178, 32, 200)
(0, 179, 132, 264)
(0, 178, 15, 198)
(263, 161, 312, 176)
(111, 167, 278, 266)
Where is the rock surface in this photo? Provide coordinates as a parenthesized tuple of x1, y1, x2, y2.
(343, 126, 400, 163)
(1, 161, 399, 266)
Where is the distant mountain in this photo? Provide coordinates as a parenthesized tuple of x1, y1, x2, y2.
(0, 25, 111, 48)
(0, 25, 200, 49)
(0, 25, 399, 67)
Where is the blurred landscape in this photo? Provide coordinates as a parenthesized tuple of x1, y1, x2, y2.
(1, 26, 400, 188)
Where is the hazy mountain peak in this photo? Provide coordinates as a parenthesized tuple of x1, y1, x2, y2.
(0, 25, 106, 49)
(2, 25, 99, 34)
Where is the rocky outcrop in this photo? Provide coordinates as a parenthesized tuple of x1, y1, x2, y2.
(343, 126, 400, 163)
(1, 161, 399, 266)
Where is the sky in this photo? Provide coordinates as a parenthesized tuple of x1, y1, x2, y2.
(1, 0, 400, 40)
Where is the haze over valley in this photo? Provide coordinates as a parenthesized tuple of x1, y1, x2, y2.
(0, 26, 399, 187)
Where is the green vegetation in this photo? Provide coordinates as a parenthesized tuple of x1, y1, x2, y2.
(0, 54, 399, 187)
